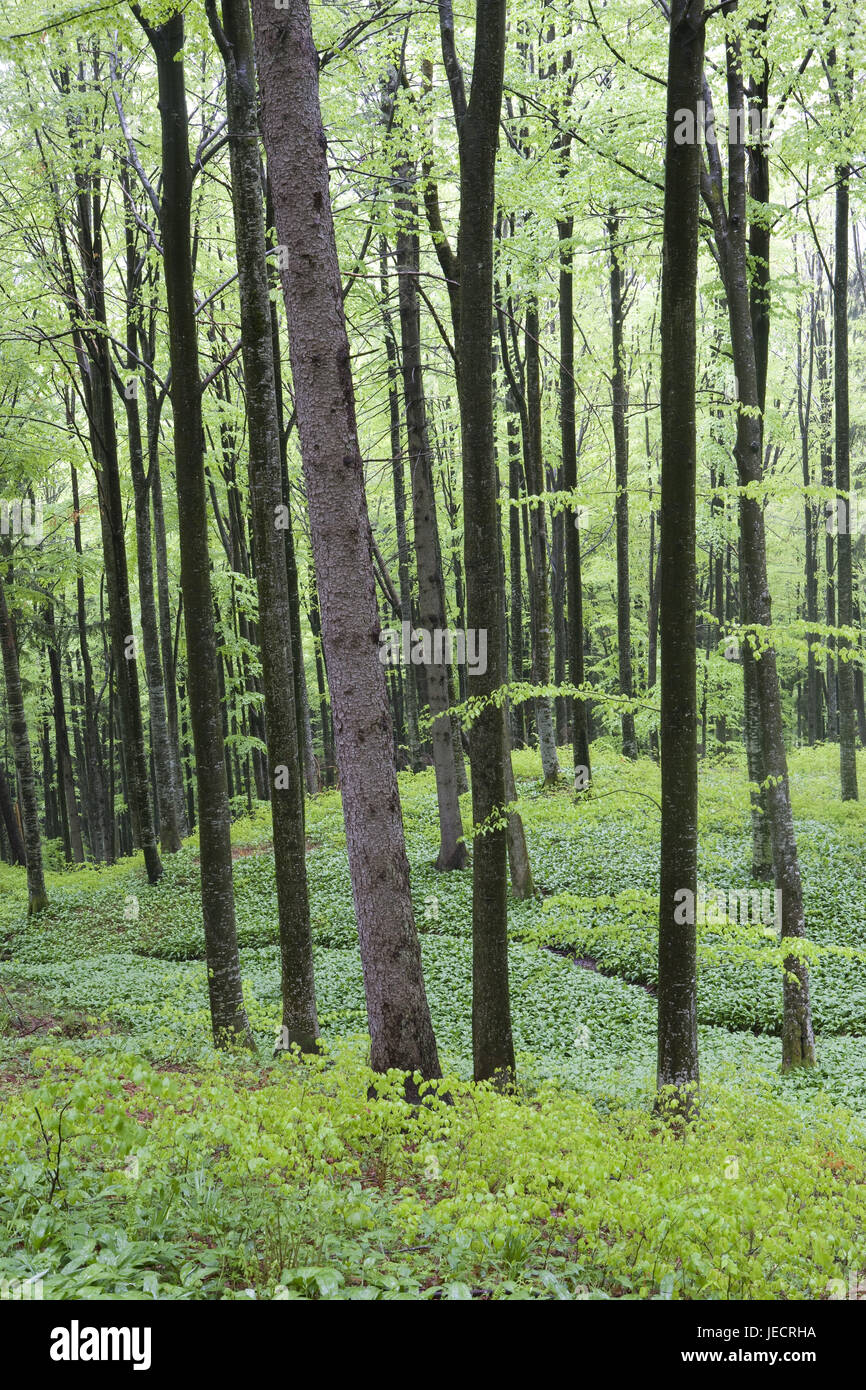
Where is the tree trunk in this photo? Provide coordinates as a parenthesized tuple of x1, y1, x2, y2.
(252, 0, 441, 1088)
(0, 571, 48, 912)
(608, 214, 638, 759)
(136, 4, 254, 1048)
(395, 175, 466, 869)
(524, 300, 560, 785)
(656, 0, 704, 1102)
(0, 760, 26, 866)
(559, 212, 592, 787)
(209, 0, 319, 1051)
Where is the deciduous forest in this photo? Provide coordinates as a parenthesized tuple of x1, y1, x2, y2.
(0, 0, 865, 1329)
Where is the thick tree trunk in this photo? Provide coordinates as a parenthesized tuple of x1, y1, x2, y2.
(252, 0, 440, 1087)
(209, 0, 319, 1051)
(656, 0, 704, 1102)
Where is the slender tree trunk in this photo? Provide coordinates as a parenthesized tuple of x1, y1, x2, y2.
(834, 152, 857, 799)
(46, 609, 84, 863)
(0, 761, 26, 866)
(136, 5, 254, 1048)
(703, 23, 814, 1067)
(395, 175, 465, 869)
(559, 212, 591, 787)
(436, 0, 515, 1084)
(0, 572, 48, 912)
(524, 300, 559, 785)
(608, 214, 638, 759)
(380, 239, 422, 772)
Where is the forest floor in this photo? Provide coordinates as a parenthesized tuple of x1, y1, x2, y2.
(1, 744, 865, 1300)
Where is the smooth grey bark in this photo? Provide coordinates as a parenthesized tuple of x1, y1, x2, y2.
(208, 0, 319, 1051)
(251, 0, 441, 1088)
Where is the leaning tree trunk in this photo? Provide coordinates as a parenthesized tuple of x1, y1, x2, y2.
(0, 572, 48, 913)
(656, 0, 704, 1103)
(209, 0, 319, 1051)
(136, 4, 253, 1048)
(251, 0, 441, 1088)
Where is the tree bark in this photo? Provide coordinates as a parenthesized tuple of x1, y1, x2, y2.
(656, 0, 704, 1102)
(252, 0, 441, 1088)
(0, 570, 48, 912)
(136, 5, 254, 1048)
(209, 0, 319, 1051)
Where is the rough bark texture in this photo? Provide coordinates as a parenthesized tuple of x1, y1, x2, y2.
(438, 0, 515, 1085)
(210, 0, 319, 1051)
(137, 5, 253, 1048)
(657, 0, 704, 1101)
(251, 0, 440, 1086)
